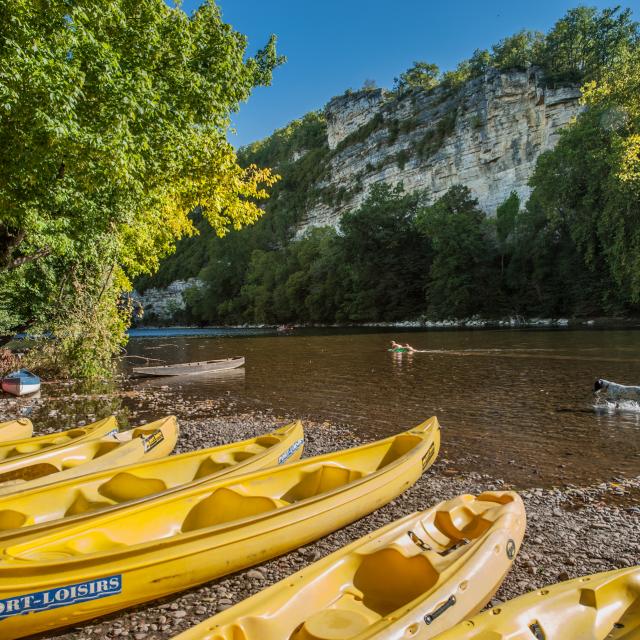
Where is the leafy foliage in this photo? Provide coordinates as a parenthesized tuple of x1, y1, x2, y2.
(541, 6, 638, 84)
(0, 0, 282, 376)
(416, 186, 499, 318)
(491, 30, 545, 71)
(394, 61, 440, 93)
(338, 184, 432, 321)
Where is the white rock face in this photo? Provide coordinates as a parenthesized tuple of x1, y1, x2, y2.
(298, 68, 582, 234)
(325, 88, 386, 148)
(134, 278, 204, 321)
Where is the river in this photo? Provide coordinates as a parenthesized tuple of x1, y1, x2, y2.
(122, 327, 640, 488)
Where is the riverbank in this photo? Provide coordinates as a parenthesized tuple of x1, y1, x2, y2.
(129, 315, 640, 334)
(3, 404, 630, 640)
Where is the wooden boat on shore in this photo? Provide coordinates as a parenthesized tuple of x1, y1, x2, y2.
(173, 491, 525, 640)
(132, 356, 245, 377)
(0, 419, 33, 443)
(1, 369, 40, 396)
(0, 421, 303, 540)
(432, 566, 640, 639)
(0, 418, 439, 639)
(0, 416, 178, 496)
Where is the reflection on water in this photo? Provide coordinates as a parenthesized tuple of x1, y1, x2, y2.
(133, 367, 246, 391)
(595, 398, 640, 414)
(122, 328, 640, 488)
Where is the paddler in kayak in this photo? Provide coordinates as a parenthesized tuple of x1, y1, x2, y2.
(389, 340, 417, 353)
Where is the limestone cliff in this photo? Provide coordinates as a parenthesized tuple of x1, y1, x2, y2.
(297, 67, 582, 233)
(133, 278, 203, 322)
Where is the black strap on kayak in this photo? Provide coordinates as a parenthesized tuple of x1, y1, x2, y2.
(424, 595, 456, 624)
(529, 622, 546, 639)
(407, 530, 431, 551)
(438, 538, 470, 556)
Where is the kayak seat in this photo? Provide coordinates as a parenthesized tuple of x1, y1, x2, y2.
(60, 441, 118, 467)
(98, 472, 168, 502)
(192, 451, 255, 480)
(65, 491, 115, 516)
(3, 441, 57, 458)
(376, 435, 422, 470)
(0, 509, 27, 530)
(61, 530, 129, 556)
(293, 607, 376, 639)
(352, 547, 439, 616)
(255, 435, 282, 448)
(0, 463, 59, 484)
(476, 492, 516, 505)
(181, 487, 288, 532)
(434, 506, 492, 542)
(281, 465, 363, 503)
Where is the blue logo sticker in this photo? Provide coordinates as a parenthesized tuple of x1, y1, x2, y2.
(278, 438, 304, 464)
(0, 575, 122, 620)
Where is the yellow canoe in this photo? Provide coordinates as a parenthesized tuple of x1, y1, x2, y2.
(433, 566, 640, 639)
(0, 417, 439, 639)
(0, 416, 178, 496)
(0, 421, 303, 539)
(0, 416, 117, 468)
(172, 491, 525, 640)
(0, 419, 33, 443)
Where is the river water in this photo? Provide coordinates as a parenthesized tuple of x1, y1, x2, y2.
(123, 328, 640, 488)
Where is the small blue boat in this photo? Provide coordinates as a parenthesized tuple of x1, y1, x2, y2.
(1, 369, 41, 396)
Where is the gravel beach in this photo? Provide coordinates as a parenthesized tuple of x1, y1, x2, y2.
(1, 391, 638, 640)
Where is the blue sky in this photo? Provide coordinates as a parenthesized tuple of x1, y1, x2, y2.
(180, 1, 640, 148)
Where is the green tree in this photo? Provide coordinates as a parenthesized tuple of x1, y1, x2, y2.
(525, 103, 639, 310)
(394, 61, 440, 93)
(495, 191, 520, 277)
(339, 184, 431, 322)
(492, 30, 545, 70)
(417, 185, 499, 318)
(0, 0, 282, 375)
(540, 6, 638, 84)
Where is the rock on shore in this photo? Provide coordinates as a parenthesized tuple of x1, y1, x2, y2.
(35, 412, 639, 640)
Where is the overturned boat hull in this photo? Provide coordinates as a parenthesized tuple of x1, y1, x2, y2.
(1, 370, 40, 397)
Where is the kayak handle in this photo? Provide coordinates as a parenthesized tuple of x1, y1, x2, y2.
(424, 595, 456, 624)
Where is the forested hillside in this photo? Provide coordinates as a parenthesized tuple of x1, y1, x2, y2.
(138, 6, 640, 324)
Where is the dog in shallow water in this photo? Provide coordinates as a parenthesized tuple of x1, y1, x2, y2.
(593, 378, 640, 400)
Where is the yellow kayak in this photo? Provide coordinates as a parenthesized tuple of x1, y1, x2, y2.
(0, 417, 439, 639)
(0, 416, 117, 467)
(433, 566, 640, 639)
(0, 419, 33, 443)
(0, 421, 303, 539)
(172, 491, 525, 640)
(0, 416, 178, 496)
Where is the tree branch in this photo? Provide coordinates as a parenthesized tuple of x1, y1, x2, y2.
(3, 247, 52, 271)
